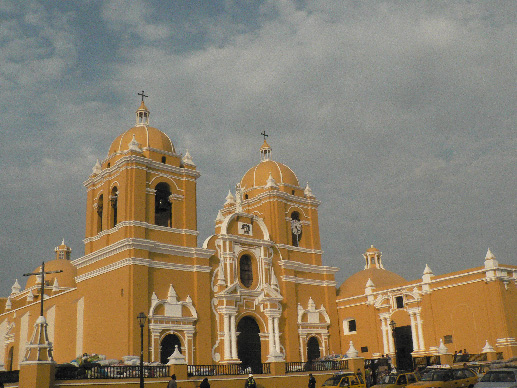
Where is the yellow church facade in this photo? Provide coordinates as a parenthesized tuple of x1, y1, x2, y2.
(0, 101, 515, 373)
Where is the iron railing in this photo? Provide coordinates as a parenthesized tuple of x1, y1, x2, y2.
(55, 364, 169, 380)
(285, 360, 349, 373)
(0, 370, 19, 383)
(188, 363, 271, 376)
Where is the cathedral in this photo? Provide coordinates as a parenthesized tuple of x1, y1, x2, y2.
(0, 99, 516, 372)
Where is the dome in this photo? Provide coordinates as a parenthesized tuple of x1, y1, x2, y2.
(338, 268, 406, 298)
(25, 259, 77, 290)
(240, 140, 300, 189)
(108, 126, 175, 156)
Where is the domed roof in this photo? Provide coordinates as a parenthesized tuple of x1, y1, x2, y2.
(25, 259, 77, 290)
(108, 126, 175, 156)
(338, 268, 406, 298)
(240, 141, 299, 189)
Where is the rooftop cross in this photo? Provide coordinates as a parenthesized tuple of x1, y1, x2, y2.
(138, 90, 148, 102)
(23, 261, 63, 317)
(261, 130, 268, 141)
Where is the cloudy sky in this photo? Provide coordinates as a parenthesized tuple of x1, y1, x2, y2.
(0, 0, 515, 296)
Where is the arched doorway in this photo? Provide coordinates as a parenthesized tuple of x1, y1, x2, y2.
(394, 326, 413, 371)
(237, 316, 262, 374)
(307, 337, 320, 362)
(160, 334, 182, 364)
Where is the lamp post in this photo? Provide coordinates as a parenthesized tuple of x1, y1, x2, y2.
(137, 312, 147, 388)
(389, 320, 397, 369)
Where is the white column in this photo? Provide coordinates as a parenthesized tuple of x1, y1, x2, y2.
(416, 312, 425, 351)
(381, 318, 389, 355)
(274, 317, 281, 353)
(387, 319, 394, 354)
(409, 312, 419, 351)
(268, 317, 274, 354)
(224, 314, 231, 360)
(231, 314, 238, 359)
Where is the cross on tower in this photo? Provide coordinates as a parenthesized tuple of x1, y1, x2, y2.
(23, 261, 63, 317)
(261, 131, 268, 141)
(138, 90, 148, 102)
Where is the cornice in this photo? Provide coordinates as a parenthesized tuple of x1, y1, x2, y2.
(278, 260, 339, 274)
(281, 275, 336, 287)
(84, 154, 200, 187)
(73, 238, 214, 268)
(83, 221, 199, 244)
(75, 257, 212, 283)
(275, 244, 323, 255)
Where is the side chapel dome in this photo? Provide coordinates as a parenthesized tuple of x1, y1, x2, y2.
(338, 246, 406, 297)
(25, 259, 77, 290)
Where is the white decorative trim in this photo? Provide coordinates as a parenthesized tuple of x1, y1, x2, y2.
(278, 260, 338, 274)
(281, 275, 336, 287)
(74, 238, 214, 268)
(83, 221, 198, 243)
(275, 244, 323, 254)
(75, 257, 212, 283)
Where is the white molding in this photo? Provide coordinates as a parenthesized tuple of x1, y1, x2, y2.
(75, 257, 212, 283)
(275, 244, 324, 254)
(278, 260, 339, 274)
(83, 221, 198, 244)
(84, 155, 199, 189)
(74, 238, 214, 268)
(281, 275, 336, 287)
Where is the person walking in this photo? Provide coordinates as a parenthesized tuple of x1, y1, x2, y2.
(308, 373, 316, 388)
(245, 373, 257, 388)
(168, 374, 177, 388)
(200, 377, 210, 388)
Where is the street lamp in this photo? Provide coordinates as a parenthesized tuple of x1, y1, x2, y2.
(137, 312, 147, 388)
(389, 320, 397, 369)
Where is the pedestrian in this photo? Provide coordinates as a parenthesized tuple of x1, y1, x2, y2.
(200, 377, 210, 388)
(245, 373, 257, 388)
(308, 373, 316, 388)
(168, 374, 177, 388)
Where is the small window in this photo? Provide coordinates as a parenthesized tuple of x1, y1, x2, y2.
(292, 190, 295, 195)
(361, 346, 368, 353)
(395, 296, 404, 309)
(444, 335, 453, 344)
(239, 255, 253, 288)
(291, 211, 302, 247)
(110, 187, 118, 227)
(155, 183, 172, 227)
(161, 156, 166, 163)
(107, 162, 110, 168)
(244, 194, 248, 199)
(343, 318, 357, 334)
(96, 194, 103, 233)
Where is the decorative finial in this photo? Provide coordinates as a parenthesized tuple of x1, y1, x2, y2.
(485, 248, 495, 260)
(92, 159, 101, 175)
(225, 190, 235, 205)
(304, 182, 314, 197)
(182, 149, 195, 166)
(11, 279, 21, 294)
(266, 172, 278, 189)
(128, 134, 142, 152)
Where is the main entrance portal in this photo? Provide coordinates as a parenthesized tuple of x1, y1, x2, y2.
(307, 337, 321, 362)
(394, 325, 413, 371)
(237, 316, 262, 374)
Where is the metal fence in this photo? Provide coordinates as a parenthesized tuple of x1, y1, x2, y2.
(453, 353, 488, 363)
(188, 363, 271, 377)
(0, 370, 19, 384)
(55, 364, 169, 380)
(285, 360, 349, 373)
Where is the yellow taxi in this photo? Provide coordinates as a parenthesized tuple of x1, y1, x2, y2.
(320, 371, 367, 388)
(407, 367, 478, 388)
(372, 371, 420, 388)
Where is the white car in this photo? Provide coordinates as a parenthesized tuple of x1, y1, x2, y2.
(474, 368, 517, 388)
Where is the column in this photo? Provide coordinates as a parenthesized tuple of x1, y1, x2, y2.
(223, 314, 231, 360)
(416, 312, 425, 351)
(231, 314, 238, 359)
(274, 317, 281, 353)
(387, 319, 394, 354)
(409, 312, 419, 351)
(268, 317, 274, 354)
(381, 318, 389, 355)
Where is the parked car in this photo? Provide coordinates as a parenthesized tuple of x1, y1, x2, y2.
(474, 368, 517, 388)
(320, 371, 366, 388)
(371, 371, 420, 388)
(407, 367, 478, 388)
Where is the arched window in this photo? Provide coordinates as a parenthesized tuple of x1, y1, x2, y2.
(155, 183, 172, 227)
(96, 195, 103, 233)
(240, 255, 253, 288)
(291, 211, 302, 247)
(110, 187, 118, 227)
